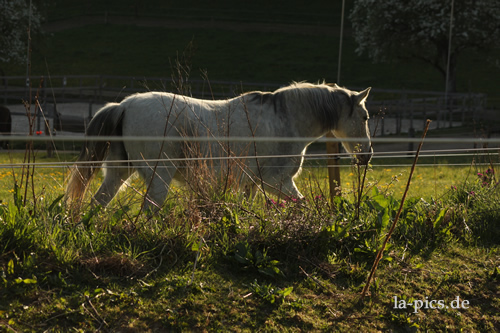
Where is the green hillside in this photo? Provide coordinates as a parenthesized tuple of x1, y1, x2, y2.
(5, 0, 500, 105)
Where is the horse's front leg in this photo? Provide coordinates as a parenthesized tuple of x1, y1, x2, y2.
(277, 178, 304, 200)
(264, 159, 304, 200)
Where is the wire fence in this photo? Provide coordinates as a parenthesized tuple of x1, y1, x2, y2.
(1, 136, 497, 205)
(1, 79, 499, 196)
(1, 137, 499, 170)
(3, 135, 500, 144)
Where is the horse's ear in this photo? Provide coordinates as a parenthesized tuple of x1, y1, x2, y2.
(355, 87, 371, 105)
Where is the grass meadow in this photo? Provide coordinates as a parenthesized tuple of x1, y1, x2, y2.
(1, 147, 499, 332)
(0, 151, 481, 205)
(1, 4, 499, 330)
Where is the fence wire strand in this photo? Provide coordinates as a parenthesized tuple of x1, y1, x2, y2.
(1, 146, 498, 170)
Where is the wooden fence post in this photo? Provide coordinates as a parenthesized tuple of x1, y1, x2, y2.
(326, 132, 341, 200)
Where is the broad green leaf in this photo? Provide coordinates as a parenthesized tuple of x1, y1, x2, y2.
(433, 208, 447, 228)
(281, 286, 293, 297)
(191, 241, 200, 252)
(48, 194, 64, 213)
(380, 208, 390, 229)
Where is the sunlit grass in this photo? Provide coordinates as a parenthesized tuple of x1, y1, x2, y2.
(298, 162, 475, 202)
(0, 150, 498, 332)
(0, 151, 487, 208)
(0, 153, 69, 201)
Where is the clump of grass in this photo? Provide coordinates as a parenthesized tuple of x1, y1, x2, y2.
(444, 166, 500, 245)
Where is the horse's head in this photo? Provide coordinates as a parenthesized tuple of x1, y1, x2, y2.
(331, 86, 373, 165)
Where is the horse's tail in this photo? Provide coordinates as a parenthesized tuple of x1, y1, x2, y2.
(65, 103, 125, 205)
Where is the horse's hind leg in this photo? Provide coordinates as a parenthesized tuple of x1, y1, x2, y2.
(92, 162, 134, 207)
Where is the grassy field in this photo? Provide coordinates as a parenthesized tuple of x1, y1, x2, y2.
(0, 149, 499, 331)
(23, 24, 440, 90)
(5, 3, 499, 104)
(1, 3, 499, 330)
(0, 151, 485, 205)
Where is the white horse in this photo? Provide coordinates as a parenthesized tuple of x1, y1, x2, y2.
(66, 82, 372, 210)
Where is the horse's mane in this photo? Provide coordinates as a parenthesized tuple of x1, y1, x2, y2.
(274, 81, 354, 131)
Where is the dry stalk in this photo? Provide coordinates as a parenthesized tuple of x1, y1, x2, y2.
(360, 119, 431, 299)
(240, 91, 272, 204)
(354, 110, 383, 220)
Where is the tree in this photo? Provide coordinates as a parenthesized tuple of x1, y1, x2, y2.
(0, 0, 43, 73)
(350, 0, 500, 93)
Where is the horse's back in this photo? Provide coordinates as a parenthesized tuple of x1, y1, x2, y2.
(119, 91, 296, 162)
(120, 91, 265, 138)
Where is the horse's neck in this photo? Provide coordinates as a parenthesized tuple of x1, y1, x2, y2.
(286, 98, 330, 139)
